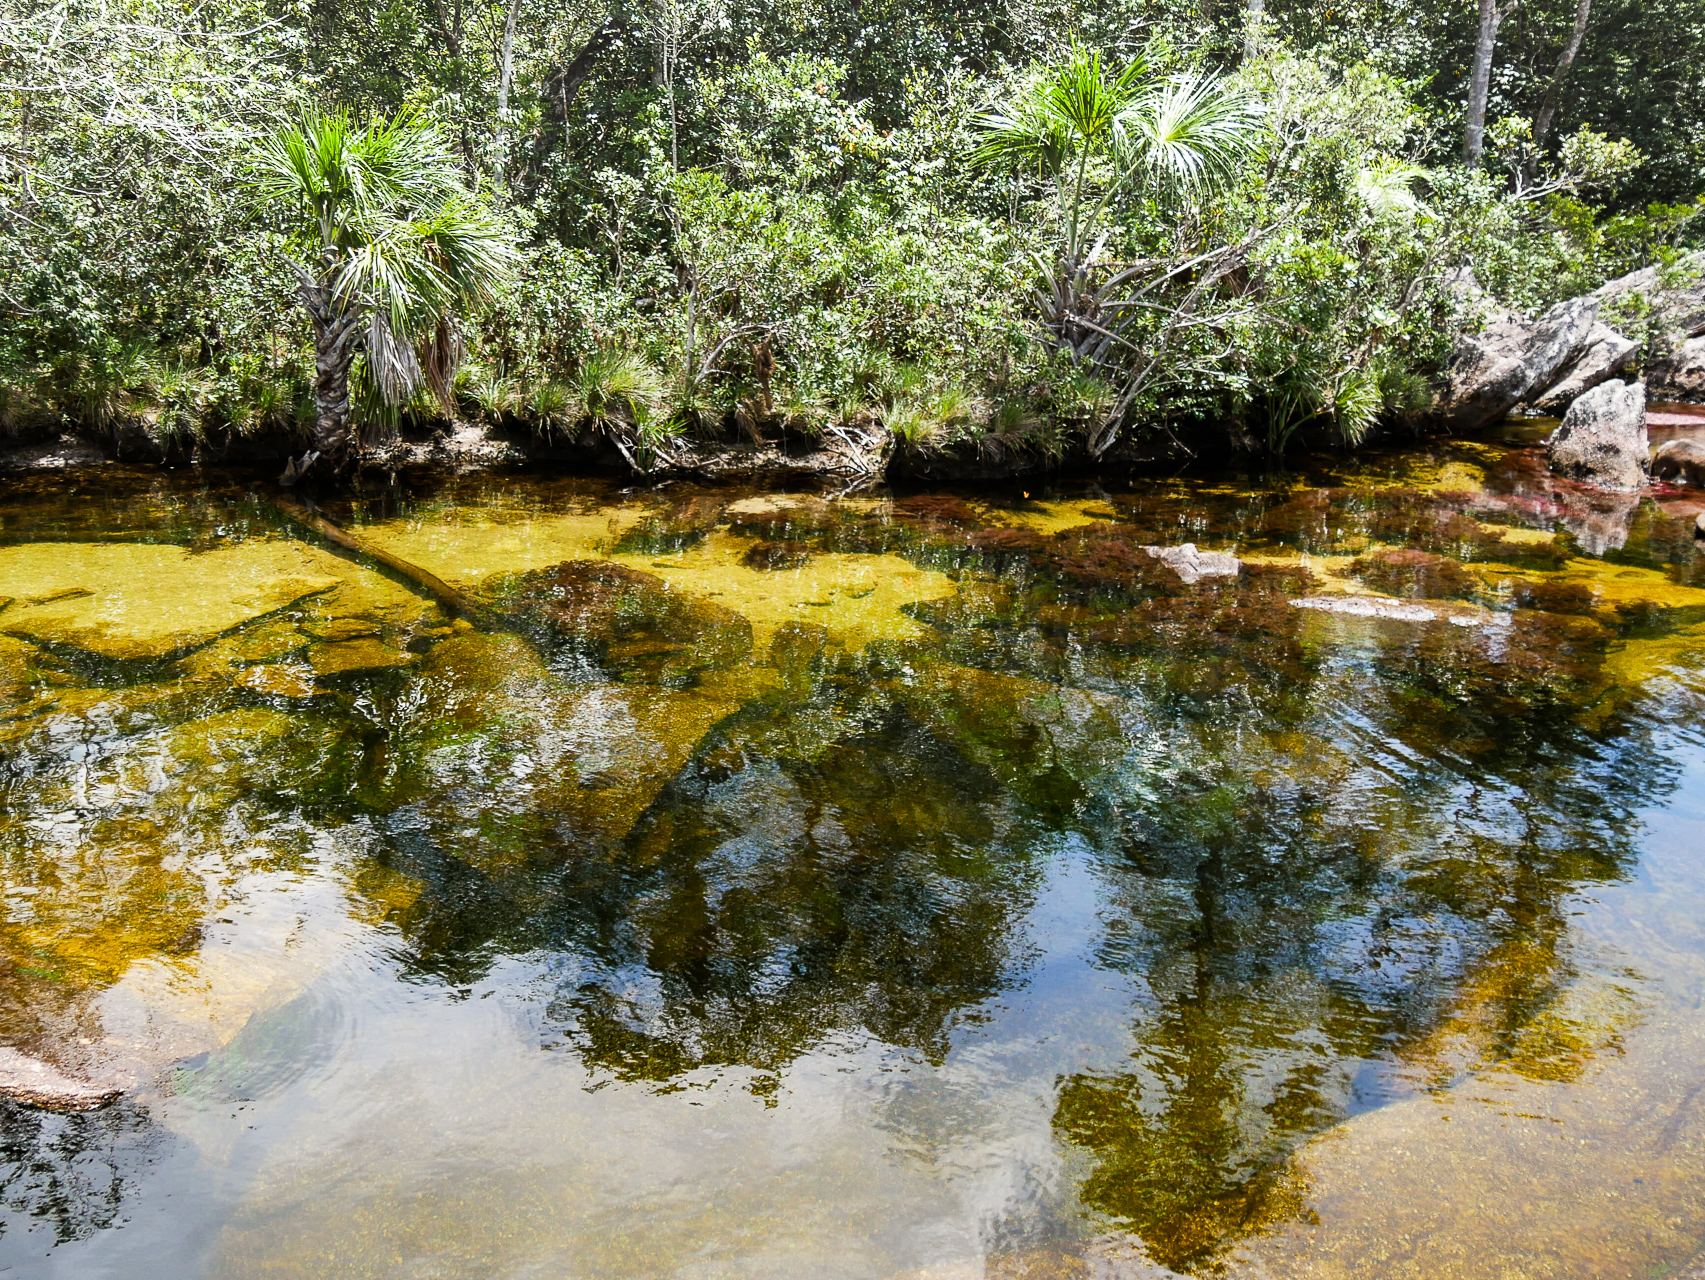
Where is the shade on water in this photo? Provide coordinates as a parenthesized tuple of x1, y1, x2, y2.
(1, 431, 1704, 1278)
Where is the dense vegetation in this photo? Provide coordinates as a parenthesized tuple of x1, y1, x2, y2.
(2, 0, 1701, 469)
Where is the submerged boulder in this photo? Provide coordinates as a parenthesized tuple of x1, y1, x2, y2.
(1653, 438, 1705, 487)
(493, 559, 753, 682)
(0, 1047, 120, 1111)
(1546, 379, 1649, 492)
(1141, 543, 1241, 585)
(1348, 549, 1477, 599)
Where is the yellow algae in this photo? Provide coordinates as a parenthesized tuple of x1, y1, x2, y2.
(393, 634, 773, 870)
(0, 541, 340, 662)
(307, 638, 418, 678)
(352, 508, 646, 586)
(609, 529, 956, 649)
(0, 812, 205, 993)
(235, 663, 317, 698)
(723, 494, 831, 518)
(349, 863, 427, 930)
(995, 498, 1119, 535)
(1476, 521, 1556, 544)
(1601, 622, 1705, 689)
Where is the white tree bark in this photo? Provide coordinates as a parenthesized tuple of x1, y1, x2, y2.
(1464, 0, 1517, 162)
(1243, 0, 1264, 60)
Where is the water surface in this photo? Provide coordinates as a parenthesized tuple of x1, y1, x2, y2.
(1, 432, 1704, 1278)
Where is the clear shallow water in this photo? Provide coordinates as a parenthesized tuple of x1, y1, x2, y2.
(0, 434, 1703, 1278)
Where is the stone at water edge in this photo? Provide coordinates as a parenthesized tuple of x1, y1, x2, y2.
(1696, 511, 1705, 540)
(1437, 275, 1599, 430)
(1141, 543, 1241, 585)
(0, 1047, 121, 1111)
(1546, 378, 1650, 492)
(1653, 439, 1705, 487)
(1533, 321, 1639, 414)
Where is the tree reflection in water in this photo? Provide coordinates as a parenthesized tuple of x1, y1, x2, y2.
(0, 458, 1700, 1271)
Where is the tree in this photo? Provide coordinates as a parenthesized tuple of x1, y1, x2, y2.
(249, 108, 516, 475)
(1464, 0, 1520, 162)
(974, 46, 1263, 452)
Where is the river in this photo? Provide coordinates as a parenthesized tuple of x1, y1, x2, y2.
(1, 425, 1703, 1278)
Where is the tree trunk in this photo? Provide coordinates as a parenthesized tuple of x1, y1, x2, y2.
(495, 0, 522, 192)
(308, 307, 366, 472)
(1532, 0, 1591, 153)
(1243, 0, 1264, 59)
(1464, 0, 1513, 162)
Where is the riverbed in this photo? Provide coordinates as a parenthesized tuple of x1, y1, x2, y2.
(1, 427, 1704, 1278)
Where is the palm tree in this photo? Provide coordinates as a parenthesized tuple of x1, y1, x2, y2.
(249, 108, 517, 477)
(975, 47, 1262, 366)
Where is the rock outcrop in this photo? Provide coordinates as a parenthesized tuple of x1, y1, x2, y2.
(1439, 255, 1705, 423)
(1533, 321, 1639, 414)
(1438, 288, 1598, 430)
(0, 1047, 121, 1111)
(1649, 335, 1705, 400)
(1546, 379, 1649, 492)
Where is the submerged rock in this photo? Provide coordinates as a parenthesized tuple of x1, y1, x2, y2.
(1141, 543, 1241, 585)
(0, 542, 341, 666)
(1291, 596, 1443, 622)
(307, 639, 418, 678)
(1348, 549, 1477, 599)
(493, 559, 753, 682)
(1290, 595, 1494, 626)
(742, 540, 812, 571)
(0, 1047, 120, 1111)
(1546, 379, 1649, 492)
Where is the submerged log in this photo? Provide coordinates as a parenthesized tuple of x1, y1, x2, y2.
(268, 491, 497, 627)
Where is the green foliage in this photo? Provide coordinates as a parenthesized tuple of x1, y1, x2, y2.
(3, 0, 1702, 463)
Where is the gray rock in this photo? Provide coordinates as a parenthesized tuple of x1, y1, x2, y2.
(1546, 379, 1649, 492)
(0, 1047, 121, 1111)
(1289, 596, 1494, 626)
(1648, 334, 1705, 400)
(1590, 254, 1705, 339)
(1533, 321, 1639, 414)
(1141, 543, 1240, 584)
(1653, 438, 1705, 486)
(1439, 290, 1599, 430)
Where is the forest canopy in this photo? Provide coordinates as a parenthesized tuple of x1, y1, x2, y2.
(2, 0, 1701, 466)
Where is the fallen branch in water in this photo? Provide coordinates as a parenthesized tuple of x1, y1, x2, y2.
(267, 490, 501, 628)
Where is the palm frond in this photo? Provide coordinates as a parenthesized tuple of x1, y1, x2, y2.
(1355, 161, 1433, 218)
(1116, 74, 1264, 195)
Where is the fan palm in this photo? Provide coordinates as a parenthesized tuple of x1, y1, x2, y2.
(975, 48, 1262, 363)
(978, 49, 1260, 261)
(249, 108, 517, 476)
